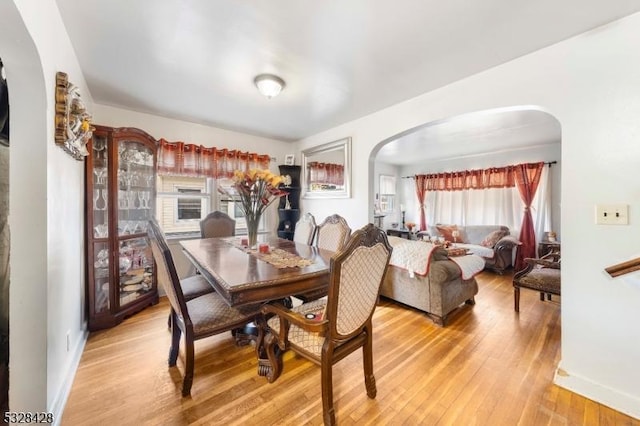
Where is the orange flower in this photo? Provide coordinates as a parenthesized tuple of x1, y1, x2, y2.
(221, 169, 288, 221)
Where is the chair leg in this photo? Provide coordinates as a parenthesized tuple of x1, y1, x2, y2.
(182, 335, 194, 397)
(168, 311, 181, 367)
(321, 356, 336, 426)
(514, 287, 520, 312)
(363, 331, 377, 399)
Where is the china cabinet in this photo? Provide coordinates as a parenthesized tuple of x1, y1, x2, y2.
(277, 165, 301, 240)
(85, 126, 158, 331)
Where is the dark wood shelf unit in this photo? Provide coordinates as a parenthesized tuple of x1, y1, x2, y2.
(277, 165, 301, 240)
(85, 125, 159, 331)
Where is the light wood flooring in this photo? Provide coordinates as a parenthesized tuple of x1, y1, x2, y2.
(62, 271, 640, 425)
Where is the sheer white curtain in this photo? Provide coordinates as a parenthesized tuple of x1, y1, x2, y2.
(425, 166, 551, 241)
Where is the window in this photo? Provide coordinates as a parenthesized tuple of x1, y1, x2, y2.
(156, 175, 266, 236)
(379, 175, 396, 213)
(176, 188, 203, 220)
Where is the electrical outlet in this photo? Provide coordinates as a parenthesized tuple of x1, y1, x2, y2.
(595, 204, 628, 225)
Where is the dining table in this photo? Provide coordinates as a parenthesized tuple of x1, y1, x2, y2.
(179, 234, 334, 378)
(180, 235, 333, 306)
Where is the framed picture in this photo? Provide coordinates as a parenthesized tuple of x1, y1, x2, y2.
(284, 154, 295, 165)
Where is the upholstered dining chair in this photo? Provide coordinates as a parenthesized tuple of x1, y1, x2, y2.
(512, 251, 561, 312)
(200, 210, 236, 238)
(161, 211, 226, 327)
(293, 212, 317, 245)
(260, 224, 393, 425)
(148, 219, 260, 396)
(177, 210, 235, 305)
(315, 214, 351, 252)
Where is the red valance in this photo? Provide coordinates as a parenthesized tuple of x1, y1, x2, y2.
(308, 162, 344, 185)
(157, 138, 271, 178)
(417, 165, 519, 191)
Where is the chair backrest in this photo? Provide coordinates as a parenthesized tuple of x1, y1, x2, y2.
(200, 211, 236, 238)
(148, 218, 191, 326)
(324, 223, 392, 339)
(315, 214, 351, 252)
(293, 213, 317, 245)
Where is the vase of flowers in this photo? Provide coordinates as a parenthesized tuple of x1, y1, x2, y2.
(225, 169, 288, 248)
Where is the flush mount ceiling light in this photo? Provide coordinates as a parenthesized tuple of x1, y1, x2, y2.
(254, 74, 285, 99)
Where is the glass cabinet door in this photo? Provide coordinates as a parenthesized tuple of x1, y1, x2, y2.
(117, 140, 155, 237)
(117, 140, 155, 307)
(90, 133, 110, 314)
(118, 237, 154, 307)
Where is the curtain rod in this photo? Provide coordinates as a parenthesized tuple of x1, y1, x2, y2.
(400, 161, 558, 179)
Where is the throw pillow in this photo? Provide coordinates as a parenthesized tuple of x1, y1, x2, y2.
(480, 230, 508, 248)
(436, 224, 461, 243)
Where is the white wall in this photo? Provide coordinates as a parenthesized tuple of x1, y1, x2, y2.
(299, 13, 640, 419)
(1, 0, 92, 418)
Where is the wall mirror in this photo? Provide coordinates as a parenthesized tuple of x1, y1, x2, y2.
(302, 137, 351, 199)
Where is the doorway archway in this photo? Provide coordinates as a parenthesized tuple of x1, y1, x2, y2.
(369, 105, 561, 243)
(0, 0, 51, 413)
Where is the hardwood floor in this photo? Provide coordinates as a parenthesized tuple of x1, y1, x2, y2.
(62, 271, 639, 425)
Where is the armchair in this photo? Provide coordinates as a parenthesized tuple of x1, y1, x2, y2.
(259, 224, 392, 425)
(512, 252, 561, 312)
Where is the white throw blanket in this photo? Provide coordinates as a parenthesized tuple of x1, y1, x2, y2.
(387, 236, 485, 280)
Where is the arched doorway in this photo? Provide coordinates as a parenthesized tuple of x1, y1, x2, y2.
(0, 0, 51, 413)
(370, 105, 561, 244)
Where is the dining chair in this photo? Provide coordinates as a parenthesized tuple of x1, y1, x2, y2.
(179, 210, 236, 302)
(158, 218, 216, 328)
(512, 251, 561, 312)
(148, 219, 260, 396)
(294, 214, 351, 303)
(315, 214, 351, 252)
(200, 210, 236, 238)
(260, 223, 393, 425)
(293, 212, 317, 245)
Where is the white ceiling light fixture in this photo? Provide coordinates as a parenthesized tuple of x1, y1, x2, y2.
(254, 74, 285, 99)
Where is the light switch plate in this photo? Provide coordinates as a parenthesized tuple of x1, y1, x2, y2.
(595, 204, 629, 225)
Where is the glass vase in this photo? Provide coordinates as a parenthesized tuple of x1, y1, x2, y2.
(246, 214, 260, 248)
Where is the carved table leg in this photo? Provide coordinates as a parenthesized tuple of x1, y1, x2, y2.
(255, 314, 284, 383)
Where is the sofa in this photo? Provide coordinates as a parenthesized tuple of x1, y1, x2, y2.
(422, 224, 521, 274)
(379, 237, 482, 326)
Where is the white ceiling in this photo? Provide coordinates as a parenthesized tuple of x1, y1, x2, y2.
(376, 107, 561, 165)
(56, 1, 640, 144)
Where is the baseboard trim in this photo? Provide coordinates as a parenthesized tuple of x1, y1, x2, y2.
(49, 328, 88, 426)
(554, 364, 640, 420)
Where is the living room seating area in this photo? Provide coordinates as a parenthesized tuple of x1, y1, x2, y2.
(426, 224, 521, 274)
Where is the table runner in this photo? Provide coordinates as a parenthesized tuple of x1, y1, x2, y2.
(230, 240, 315, 269)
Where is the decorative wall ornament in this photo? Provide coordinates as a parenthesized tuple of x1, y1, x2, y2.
(54, 71, 93, 160)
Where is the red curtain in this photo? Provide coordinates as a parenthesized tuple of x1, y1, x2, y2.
(513, 162, 545, 271)
(157, 138, 271, 178)
(308, 162, 344, 185)
(415, 174, 427, 231)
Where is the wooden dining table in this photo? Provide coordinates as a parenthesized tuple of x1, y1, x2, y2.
(180, 235, 333, 306)
(180, 235, 334, 378)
